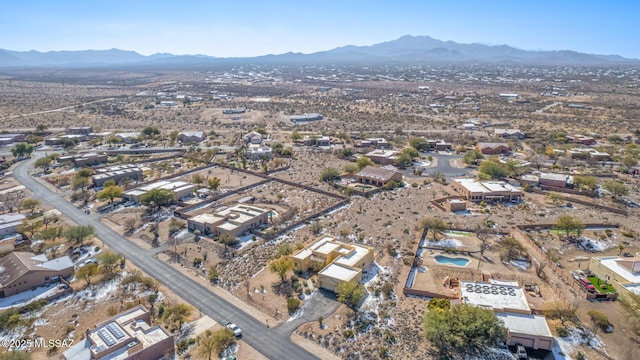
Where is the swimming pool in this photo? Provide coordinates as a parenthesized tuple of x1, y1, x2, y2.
(434, 255, 469, 266)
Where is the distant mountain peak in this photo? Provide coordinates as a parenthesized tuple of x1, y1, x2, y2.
(0, 35, 636, 68)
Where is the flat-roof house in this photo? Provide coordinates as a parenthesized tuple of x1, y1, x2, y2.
(0, 213, 26, 237)
(428, 139, 453, 151)
(589, 150, 611, 161)
(589, 256, 640, 298)
(245, 145, 273, 161)
(539, 173, 573, 189)
(92, 165, 143, 187)
(290, 113, 323, 123)
(0, 133, 26, 146)
(568, 135, 596, 145)
(365, 150, 399, 166)
(477, 142, 510, 155)
(177, 131, 206, 144)
(223, 108, 246, 114)
(114, 132, 142, 144)
(445, 198, 467, 212)
(355, 165, 402, 187)
(0, 252, 73, 298)
(123, 180, 196, 204)
(494, 129, 525, 140)
(63, 305, 174, 360)
(451, 178, 523, 202)
(187, 204, 269, 237)
(460, 280, 553, 351)
(68, 126, 94, 135)
(71, 153, 109, 167)
(303, 136, 331, 147)
(366, 138, 391, 149)
(88, 132, 112, 140)
(293, 235, 375, 293)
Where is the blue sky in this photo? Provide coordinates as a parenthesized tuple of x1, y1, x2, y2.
(1, 1, 638, 58)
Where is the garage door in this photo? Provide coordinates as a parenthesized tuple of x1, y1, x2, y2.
(509, 336, 535, 348)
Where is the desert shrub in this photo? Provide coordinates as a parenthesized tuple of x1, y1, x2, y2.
(287, 297, 300, 314)
(556, 326, 569, 337)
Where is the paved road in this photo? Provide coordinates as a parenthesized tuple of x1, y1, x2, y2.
(13, 157, 318, 360)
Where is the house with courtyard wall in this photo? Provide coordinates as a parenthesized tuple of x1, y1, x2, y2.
(364, 150, 399, 165)
(460, 280, 553, 350)
(187, 204, 270, 237)
(92, 165, 143, 187)
(589, 256, 640, 298)
(293, 235, 375, 293)
(122, 180, 195, 204)
(63, 305, 174, 360)
(451, 178, 523, 202)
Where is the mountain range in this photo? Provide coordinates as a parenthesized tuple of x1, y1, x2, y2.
(0, 35, 636, 68)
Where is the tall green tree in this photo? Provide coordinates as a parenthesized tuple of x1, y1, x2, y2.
(11, 143, 34, 158)
(140, 189, 173, 208)
(198, 328, 235, 360)
(20, 199, 40, 213)
(320, 167, 340, 182)
(573, 175, 598, 192)
(207, 177, 221, 191)
(97, 185, 124, 204)
(268, 256, 295, 283)
(163, 303, 192, 332)
(554, 215, 585, 240)
(97, 250, 122, 279)
(64, 225, 95, 244)
(409, 137, 430, 151)
(477, 158, 510, 179)
(463, 149, 484, 166)
(423, 303, 506, 356)
(496, 237, 527, 261)
(416, 217, 448, 241)
(602, 180, 629, 198)
(76, 263, 100, 286)
(356, 156, 375, 170)
(336, 281, 366, 309)
(142, 126, 160, 137)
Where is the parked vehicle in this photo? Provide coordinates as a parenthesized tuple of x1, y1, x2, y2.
(578, 278, 596, 292)
(225, 321, 242, 337)
(516, 345, 528, 359)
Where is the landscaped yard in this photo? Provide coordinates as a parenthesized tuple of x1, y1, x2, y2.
(587, 276, 617, 294)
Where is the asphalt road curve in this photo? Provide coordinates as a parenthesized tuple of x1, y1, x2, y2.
(14, 157, 318, 360)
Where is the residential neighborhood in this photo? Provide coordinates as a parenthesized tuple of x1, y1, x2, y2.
(1, 15, 640, 360)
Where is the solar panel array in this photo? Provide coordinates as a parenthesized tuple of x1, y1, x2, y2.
(97, 322, 127, 347)
(98, 329, 116, 346)
(107, 323, 126, 339)
(464, 283, 517, 296)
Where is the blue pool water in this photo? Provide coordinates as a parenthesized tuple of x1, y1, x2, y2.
(434, 255, 469, 266)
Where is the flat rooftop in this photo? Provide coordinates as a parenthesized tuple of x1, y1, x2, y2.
(319, 263, 360, 282)
(496, 313, 552, 337)
(335, 244, 372, 268)
(460, 280, 530, 312)
(596, 257, 640, 283)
